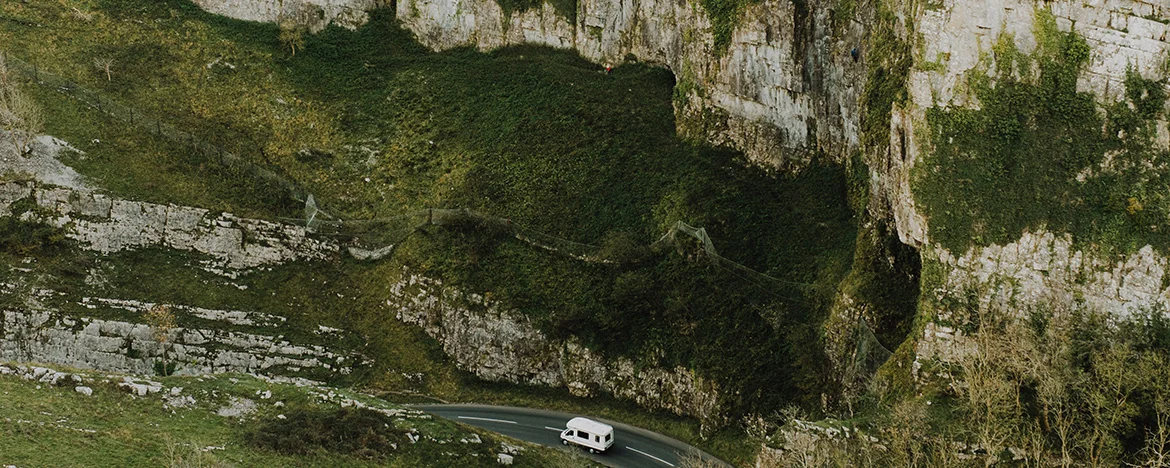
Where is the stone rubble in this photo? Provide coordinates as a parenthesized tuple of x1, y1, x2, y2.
(216, 396, 258, 417)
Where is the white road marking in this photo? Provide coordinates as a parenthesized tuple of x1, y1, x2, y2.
(544, 426, 564, 432)
(626, 446, 675, 467)
(457, 416, 517, 424)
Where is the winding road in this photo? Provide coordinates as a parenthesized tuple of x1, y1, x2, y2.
(416, 404, 731, 468)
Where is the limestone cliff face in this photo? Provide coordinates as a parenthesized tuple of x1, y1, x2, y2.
(389, 270, 723, 422)
(913, 232, 1170, 378)
(1, 301, 354, 383)
(896, 0, 1170, 370)
(0, 180, 338, 275)
(194, 0, 865, 168)
(886, 0, 1170, 249)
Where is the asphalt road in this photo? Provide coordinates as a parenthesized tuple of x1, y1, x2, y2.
(417, 404, 730, 468)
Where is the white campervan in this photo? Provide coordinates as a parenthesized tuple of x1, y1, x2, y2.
(559, 417, 615, 453)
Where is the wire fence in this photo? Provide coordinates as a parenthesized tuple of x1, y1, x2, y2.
(4, 48, 893, 372)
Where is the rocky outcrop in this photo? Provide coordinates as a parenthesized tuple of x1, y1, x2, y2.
(0, 298, 355, 382)
(191, 0, 378, 31)
(388, 270, 722, 421)
(0, 180, 338, 275)
(913, 231, 1170, 376)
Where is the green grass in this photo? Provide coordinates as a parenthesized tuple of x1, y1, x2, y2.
(0, 368, 596, 467)
(914, 12, 1170, 255)
(2, 0, 861, 427)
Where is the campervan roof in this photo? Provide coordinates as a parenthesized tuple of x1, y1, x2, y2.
(566, 417, 613, 434)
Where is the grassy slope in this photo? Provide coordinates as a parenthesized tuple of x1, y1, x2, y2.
(1, 0, 858, 455)
(0, 368, 594, 467)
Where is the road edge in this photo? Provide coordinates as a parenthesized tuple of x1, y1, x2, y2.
(412, 403, 734, 468)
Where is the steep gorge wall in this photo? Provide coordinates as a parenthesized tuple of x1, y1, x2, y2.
(194, 0, 866, 168)
(190, 0, 1170, 406)
(893, 0, 1170, 371)
(884, 0, 1170, 249)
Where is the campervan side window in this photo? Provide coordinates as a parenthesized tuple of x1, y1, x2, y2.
(594, 435, 600, 442)
(577, 430, 591, 439)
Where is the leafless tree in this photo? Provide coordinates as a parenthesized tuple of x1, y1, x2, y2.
(92, 57, 114, 81)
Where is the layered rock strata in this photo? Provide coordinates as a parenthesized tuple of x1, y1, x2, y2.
(0, 180, 338, 275)
(389, 270, 722, 420)
(898, 0, 1170, 369)
(0, 296, 353, 382)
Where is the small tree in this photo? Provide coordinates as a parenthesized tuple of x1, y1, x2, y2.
(92, 57, 114, 81)
(278, 20, 307, 56)
(145, 304, 178, 376)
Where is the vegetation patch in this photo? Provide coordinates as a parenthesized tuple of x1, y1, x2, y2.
(495, 0, 577, 23)
(245, 406, 404, 459)
(915, 12, 1170, 255)
(860, 0, 911, 155)
(766, 304, 1170, 467)
(0, 216, 68, 256)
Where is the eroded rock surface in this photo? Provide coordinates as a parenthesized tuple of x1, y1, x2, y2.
(0, 297, 354, 382)
(0, 180, 338, 274)
(389, 270, 722, 420)
(913, 231, 1170, 376)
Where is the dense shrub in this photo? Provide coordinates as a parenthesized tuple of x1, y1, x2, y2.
(244, 406, 404, 459)
(0, 210, 67, 256)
